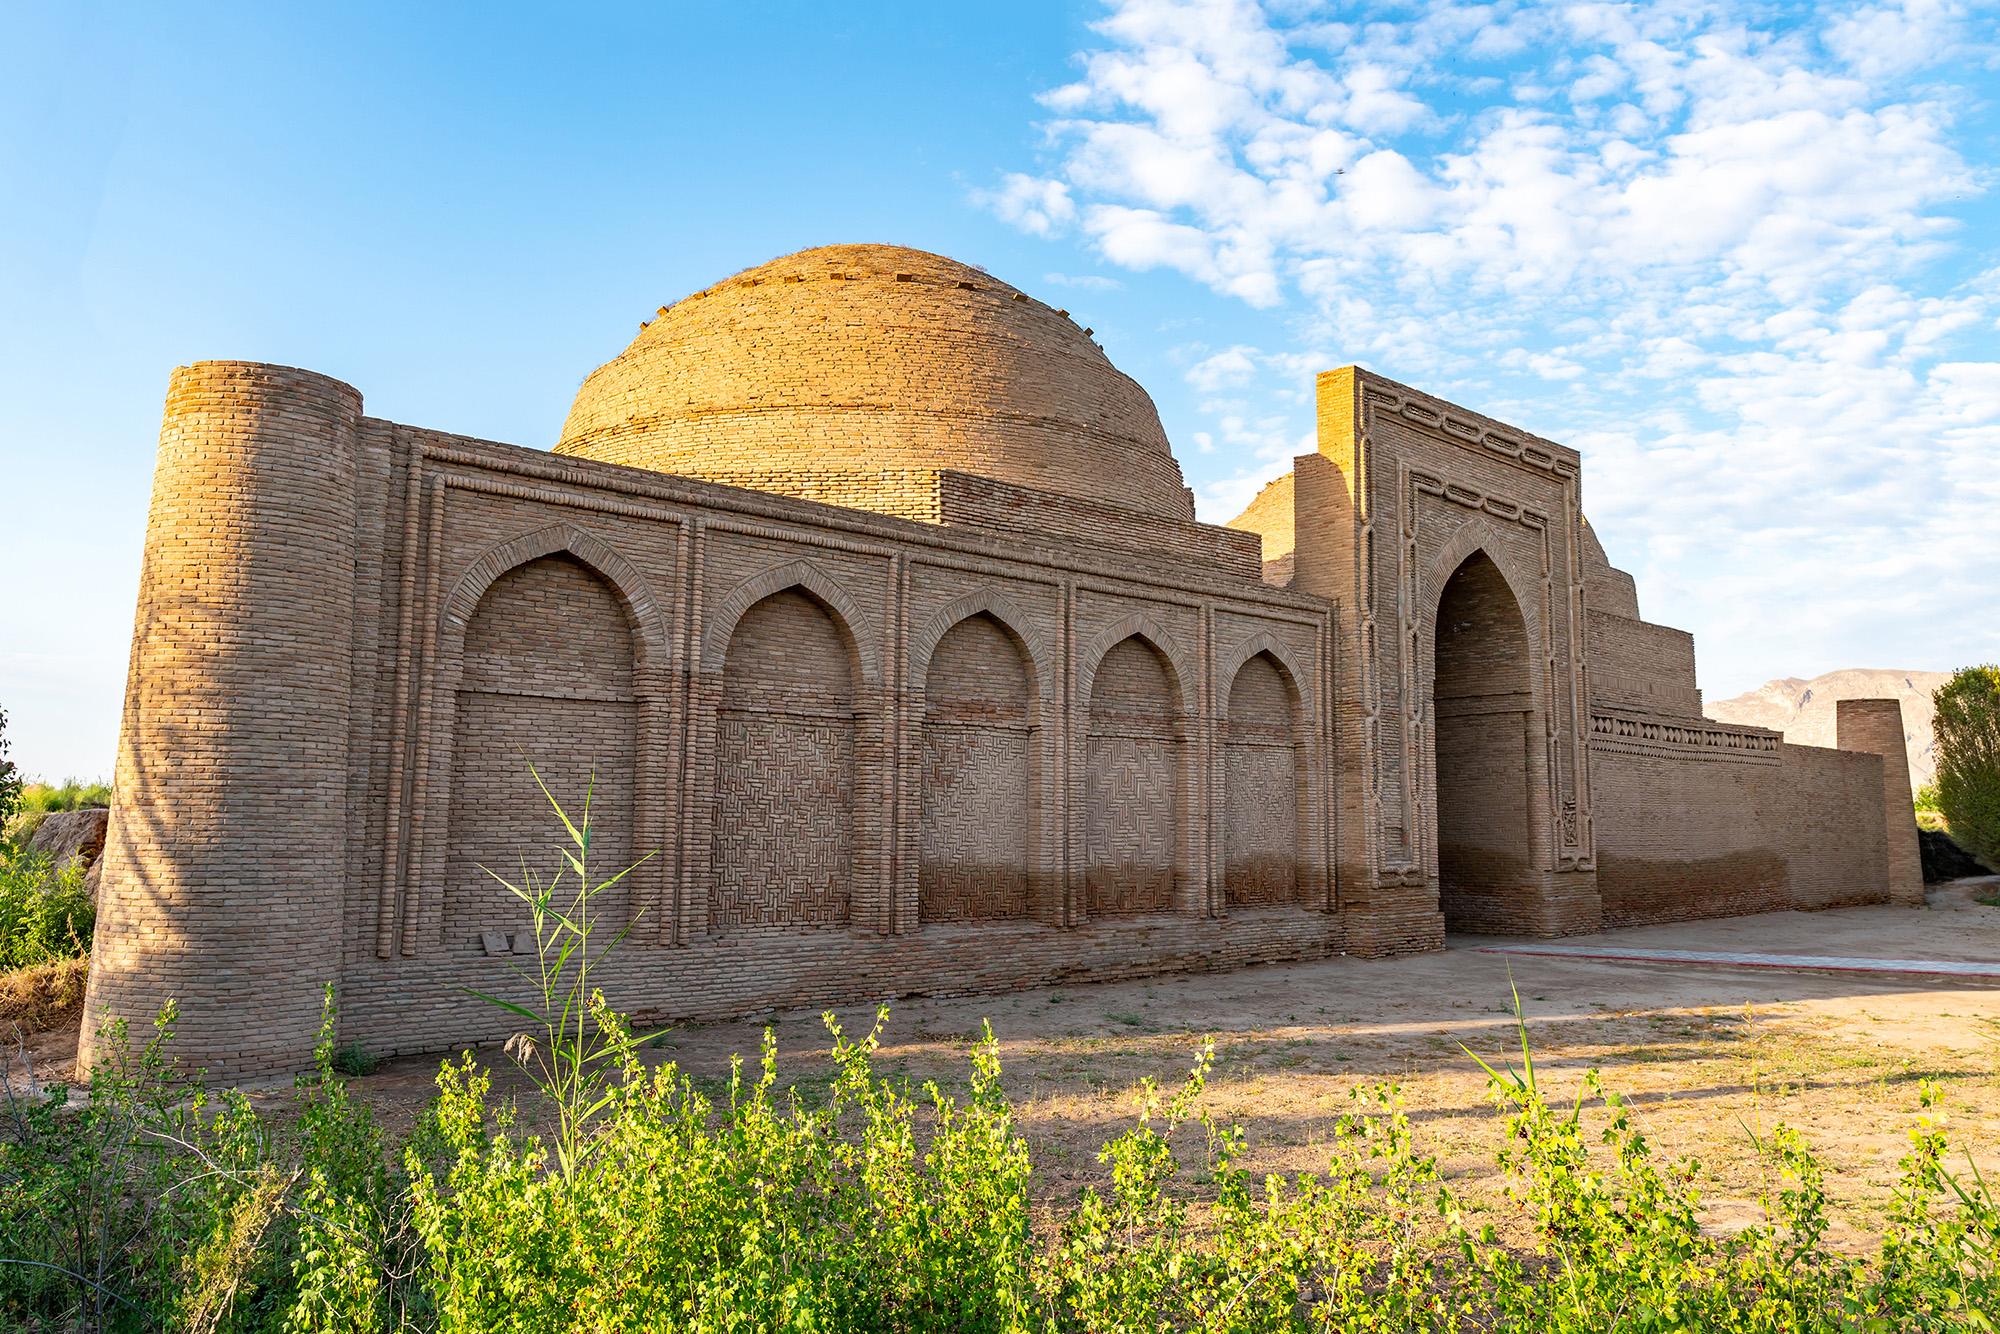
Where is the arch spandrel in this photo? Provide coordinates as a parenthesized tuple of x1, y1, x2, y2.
(1076, 611, 1198, 719)
(908, 587, 1053, 707)
(441, 522, 669, 671)
(701, 559, 880, 687)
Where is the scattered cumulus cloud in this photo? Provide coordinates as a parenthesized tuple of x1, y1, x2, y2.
(1043, 271, 1125, 290)
(1186, 343, 1261, 390)
(973, 172, 1076, 237)
(980, 0, 2000, 693)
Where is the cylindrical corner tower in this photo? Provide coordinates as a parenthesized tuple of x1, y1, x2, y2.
(80, 362, 361, 1078)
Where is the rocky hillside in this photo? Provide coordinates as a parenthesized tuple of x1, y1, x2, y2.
(1704, 669, 1949, 788)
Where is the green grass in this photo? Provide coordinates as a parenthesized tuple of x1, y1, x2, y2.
(16, 777, 111, 814)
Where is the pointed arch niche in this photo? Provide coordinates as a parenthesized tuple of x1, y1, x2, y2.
(1222, 650, 1309, 907)
(710, 586, 861, 931)
(1084, 633, 1184, 916)
(444, 552, 639, 947)
(918, 611, 1040, 923)
(1429, 548, 1545, 934)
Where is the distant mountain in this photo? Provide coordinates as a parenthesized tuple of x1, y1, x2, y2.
(1704, 669, 1949, 789)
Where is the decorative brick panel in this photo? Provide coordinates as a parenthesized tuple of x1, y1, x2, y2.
(920, 613, 1034, 922)
(712, 716, 853, 929)
(712, 590, 857, 931)
(1086, 637, 1180, 916)
(1224, 653, 1302, 907)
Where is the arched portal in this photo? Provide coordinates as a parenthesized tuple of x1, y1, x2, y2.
(1085, 635, 1180, 916)
(1224, 651, 1307, 907)
(446, 553, 637, 946)
(712, 588, 858, 930)
(920, 612, 1036, 923)
(1431, 550, 1542, 934)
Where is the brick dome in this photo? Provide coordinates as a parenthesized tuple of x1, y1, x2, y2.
(556, 244, 1195, 521)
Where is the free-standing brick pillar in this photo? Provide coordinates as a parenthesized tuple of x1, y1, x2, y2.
(1835, 698, 1926, 907)
(81, 362, 359, 1078)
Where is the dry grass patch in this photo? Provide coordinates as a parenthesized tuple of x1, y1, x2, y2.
(0, 955, 88, 1033)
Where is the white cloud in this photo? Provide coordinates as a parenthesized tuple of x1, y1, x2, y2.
(1825, 0, 1968, 80)
(982, 0, 2000, 692)
(1186, 343, 1260, 390)
(973, 173, 1075, 237)
(1043, 271, 1124, 290)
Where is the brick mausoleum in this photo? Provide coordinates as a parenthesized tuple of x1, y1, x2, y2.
(80, 245, 1924, 1076)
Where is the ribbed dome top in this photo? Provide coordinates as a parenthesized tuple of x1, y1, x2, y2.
(556, 244, 1194, 522)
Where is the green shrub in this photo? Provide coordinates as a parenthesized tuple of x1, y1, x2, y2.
(0, 993, 412, 1332)
(5, 776, 1998, 1330)
(331, 1040, 380, 1078)
(1935, 665, 2000, 871)
(0, 847, 93, 968)
(0, 707, 19, 833)
(10, 990, 1998, 1331)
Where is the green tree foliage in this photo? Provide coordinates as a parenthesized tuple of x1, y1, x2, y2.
(0, 706, 21, 833)
(1934, 664, 2000, 871)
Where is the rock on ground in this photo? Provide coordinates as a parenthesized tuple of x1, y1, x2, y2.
(23, 807, 110, 900)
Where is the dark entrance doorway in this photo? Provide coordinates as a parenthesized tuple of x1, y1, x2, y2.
(1431, 551, 1542, 934)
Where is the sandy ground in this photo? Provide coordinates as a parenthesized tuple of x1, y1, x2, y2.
(21, 879, 2000, 1243)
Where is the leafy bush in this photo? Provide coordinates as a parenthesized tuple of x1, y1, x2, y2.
(1935, 665, 2000, 871)
(0, 847, 93, 968)
(4, 778, 1997, 1330)
(0, 707, 19, 834)
(1917, 781, 1943, 814)
(9, 990, 1999, 1331)
(0, 995, 415, 1332)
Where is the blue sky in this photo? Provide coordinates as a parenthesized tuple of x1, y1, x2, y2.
(3, 1, 1996, 780)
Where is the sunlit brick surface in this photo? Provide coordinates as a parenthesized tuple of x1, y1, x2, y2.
(81, 251, 1919, 1077)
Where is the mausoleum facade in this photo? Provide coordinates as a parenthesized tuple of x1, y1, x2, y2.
(80, 245, 1922, 1075)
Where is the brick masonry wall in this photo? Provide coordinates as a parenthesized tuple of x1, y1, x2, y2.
(937, 471, 1262, 582)
(1586, 610, 1703, 717)
(85, 344, 1915, 1076)
(1778, 740, 1893, 911)
(1579, 517, 1641, 619)
(87, 360, 1347, 1075)
(80, 363, 362, 1074)
(1223, 653, 1304, 906)
(920, 613, 1035, 923)
(714, 589, 858, 931)
(448, 553, 638, 946)
(1590, 718, 1891, 927)
(1085, 638, 1181, 917)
